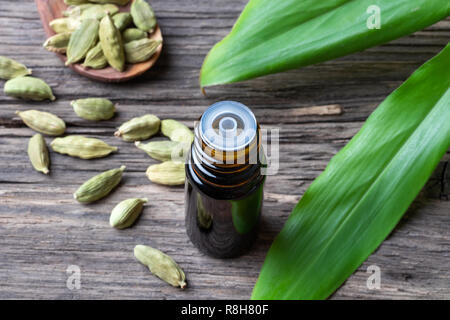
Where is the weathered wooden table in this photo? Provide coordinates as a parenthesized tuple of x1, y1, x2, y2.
(0, 0, 448, 300)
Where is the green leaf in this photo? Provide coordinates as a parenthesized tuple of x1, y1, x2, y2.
(251, 44, 450, 300)
(201, 0, 450, 87)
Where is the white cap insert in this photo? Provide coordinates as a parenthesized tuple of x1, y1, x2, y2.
(200, 101, 257, 152)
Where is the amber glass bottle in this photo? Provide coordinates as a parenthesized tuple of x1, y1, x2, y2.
(185, 101, 265, 258)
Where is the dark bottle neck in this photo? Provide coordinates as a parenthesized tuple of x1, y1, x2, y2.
(186, 124, 265, 200)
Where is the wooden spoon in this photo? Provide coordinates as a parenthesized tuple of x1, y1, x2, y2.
(35, 0, 163, 82)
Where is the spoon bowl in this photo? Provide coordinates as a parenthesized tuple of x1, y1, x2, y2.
(35, 0, 163, 82)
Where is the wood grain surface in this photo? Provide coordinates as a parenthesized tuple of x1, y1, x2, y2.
(0, 0, 449, 300)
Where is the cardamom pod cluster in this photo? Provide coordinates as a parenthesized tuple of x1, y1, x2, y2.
(110, 198, 147, 229)
(146, 161, 186, 186)
(7, 2, 196, 286)
(71, 98, 116, 121)
(16, 110, 66, 136)
(46, 0, 161, 72)
(114, 114, 160, 141)
(4, 76, 55, 101)
(161, 119, 194, 145)
(111, 116, 194, 185)
(0, 56, 32, 80)
(134, 245, 187, 289)
(51, 135, 117, 159)
(28, 134, 50, 175)
(135, 140, 187, 162)
(74, 165, 125, 203)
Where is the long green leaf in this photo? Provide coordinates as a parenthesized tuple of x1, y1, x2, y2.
(251, 44, 450, 300)
(201, 0, 450, 87)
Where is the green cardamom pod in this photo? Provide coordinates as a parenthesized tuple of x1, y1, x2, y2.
(16, 110, 65, 136)
(131, 0, 157, 33)
(82, 42, 108, 69)
(114, 114, 160, 142)
(71, 98, 116, 121)
(146, 161, 186, 186)
(124, 38, 161, 63)
(122, 28, 147, 43)
(135, 140, 187, 162)
(110, 198, 148, 229)
(28, 134, 50, 175)
(99, 12, 125, 72)
(66, 19, 99, 65)
(74, 165, 125, 203)
(51, 135, 117, 159)
(43, 32, 72, 54)
(64, 0, 90, 5)
(161, 119, 194, 145)
(63, 4, 94, 17)
(80, 4, 119, 20)
(49, 17, 81, 34)
(113, 12, 132, 31)
(0, 56, 32, 80)
(134, 245, 187, 288)
(4, 77, 55, 101)
(89, 0, 130, 5)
